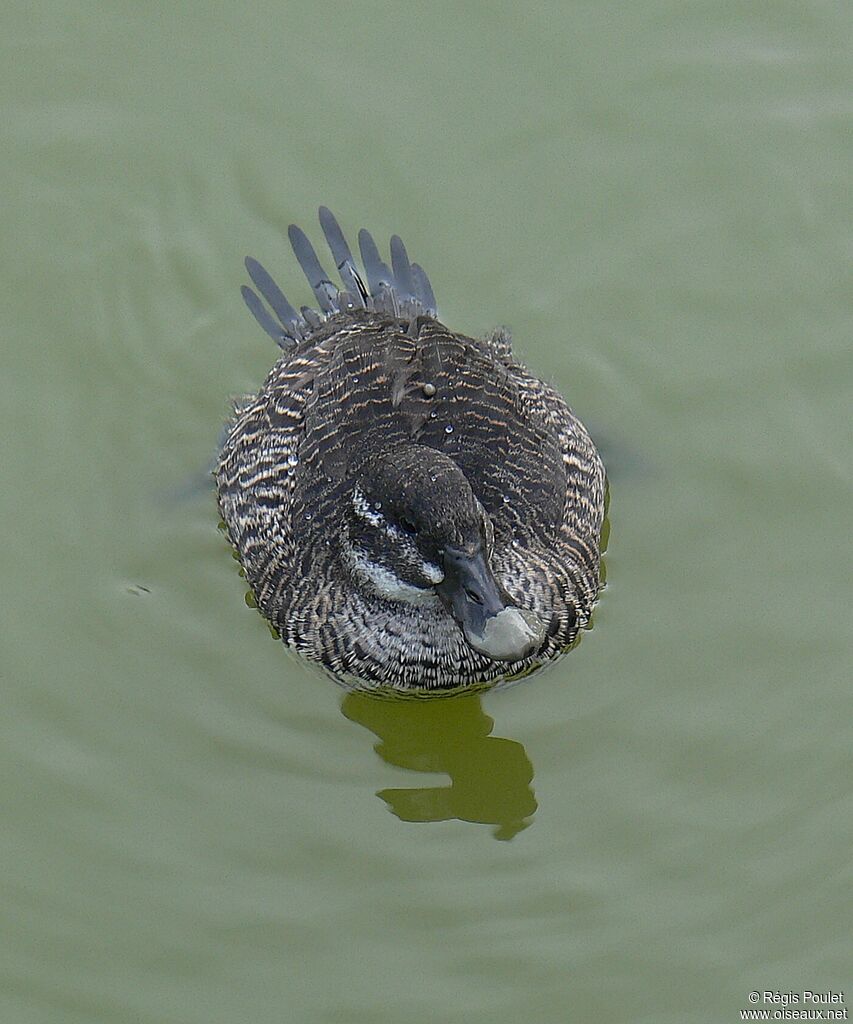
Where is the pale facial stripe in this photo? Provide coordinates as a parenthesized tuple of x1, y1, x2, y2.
(350, 485, 445, 585)
(349, 548, 442, 606)
(351, 485, 385, 528)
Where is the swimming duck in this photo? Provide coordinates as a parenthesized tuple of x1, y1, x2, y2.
(215, 208, 606, 692)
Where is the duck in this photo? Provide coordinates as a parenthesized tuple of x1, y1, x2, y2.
(215, 207, 606, 693)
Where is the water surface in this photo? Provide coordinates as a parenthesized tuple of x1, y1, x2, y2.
(3, 2, 851, 1022)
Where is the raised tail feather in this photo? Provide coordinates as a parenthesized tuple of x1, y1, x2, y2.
(241, 207, 437, 348)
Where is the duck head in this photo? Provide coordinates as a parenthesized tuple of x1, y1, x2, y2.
(345, 445, 545, 662)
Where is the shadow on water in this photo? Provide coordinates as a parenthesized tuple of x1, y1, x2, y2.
(341, 692, 537, 841)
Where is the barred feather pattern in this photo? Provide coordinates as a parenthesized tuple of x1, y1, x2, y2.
(215, 211, 605, 692)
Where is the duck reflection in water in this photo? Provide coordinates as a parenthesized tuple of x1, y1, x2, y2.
(341, 692, 536, 840)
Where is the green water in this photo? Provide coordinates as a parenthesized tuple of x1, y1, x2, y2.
(3, 3, 851, 1022)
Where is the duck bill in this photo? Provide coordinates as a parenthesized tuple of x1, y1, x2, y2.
(435, 547, 545, 662)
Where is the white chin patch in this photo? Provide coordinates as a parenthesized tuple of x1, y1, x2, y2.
(463, 608, 545, 661)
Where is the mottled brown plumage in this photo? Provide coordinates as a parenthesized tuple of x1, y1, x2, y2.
(215, 209, 606, 692)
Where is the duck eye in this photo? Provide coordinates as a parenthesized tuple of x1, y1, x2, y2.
(398, 517, 417, 535)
